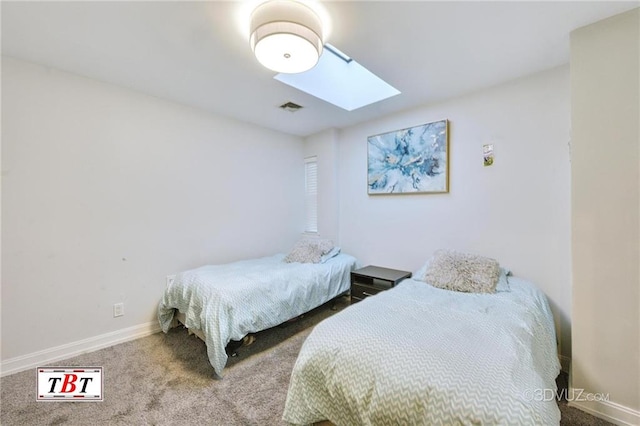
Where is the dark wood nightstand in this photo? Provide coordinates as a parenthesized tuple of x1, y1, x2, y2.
(350, 265, 412, 303)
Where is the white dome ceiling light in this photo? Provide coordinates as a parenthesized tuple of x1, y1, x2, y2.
(250, 0, 324, 74)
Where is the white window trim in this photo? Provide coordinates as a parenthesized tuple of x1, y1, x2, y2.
(304, 156, 318, 234)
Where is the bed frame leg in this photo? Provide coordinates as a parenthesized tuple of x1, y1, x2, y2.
(170, 317, 179, 329)
(331, 293, 349, 311)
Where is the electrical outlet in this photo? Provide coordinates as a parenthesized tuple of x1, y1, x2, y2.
(113, 303, 124, 317)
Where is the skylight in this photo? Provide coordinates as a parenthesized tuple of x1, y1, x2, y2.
(274, 44, 400, 111)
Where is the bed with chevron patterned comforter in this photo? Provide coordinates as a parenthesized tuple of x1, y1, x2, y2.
(158, 253, 357, 378)
(283, 276, 561, 425)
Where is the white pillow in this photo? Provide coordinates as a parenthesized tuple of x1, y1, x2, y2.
(284, 238, 335, 264)
(319, 246, 341, 263)
(495, 268, 511, 292)
(421, 249, 501, 294)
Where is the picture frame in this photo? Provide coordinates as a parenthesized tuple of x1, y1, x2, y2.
(367, 119, 449, 195)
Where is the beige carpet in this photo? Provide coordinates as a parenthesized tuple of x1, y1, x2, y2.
(1, 297, 611, 425)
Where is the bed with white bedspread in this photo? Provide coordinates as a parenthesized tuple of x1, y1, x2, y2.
(158, 252, 357, 377)
(283, 275, 561, 425)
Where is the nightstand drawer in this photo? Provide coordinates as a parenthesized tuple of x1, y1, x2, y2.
(351, 283, 385, 300)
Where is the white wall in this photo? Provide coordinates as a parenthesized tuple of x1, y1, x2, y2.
(1, 57, 304, 368)
(330, 66, 572, 362)
(570, 8, 639, 424)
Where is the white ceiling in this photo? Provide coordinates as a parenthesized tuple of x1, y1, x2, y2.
(2, 1, 638, 136)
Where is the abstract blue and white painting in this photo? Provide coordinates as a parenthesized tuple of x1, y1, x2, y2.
(368, 119, 449, 194)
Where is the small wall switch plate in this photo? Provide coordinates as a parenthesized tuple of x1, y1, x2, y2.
(113, 303, 124, 317)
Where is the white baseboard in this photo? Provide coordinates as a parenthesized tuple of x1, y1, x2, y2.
(1, 321, 161, 377)
(569, 395, 640, 426)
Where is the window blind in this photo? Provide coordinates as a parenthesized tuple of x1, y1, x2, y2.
(304, 157, 318, 233)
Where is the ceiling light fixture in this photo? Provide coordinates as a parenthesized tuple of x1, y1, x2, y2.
(250, 0, 324, 74)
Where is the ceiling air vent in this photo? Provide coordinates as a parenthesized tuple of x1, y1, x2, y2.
(279, 101, 303, 112)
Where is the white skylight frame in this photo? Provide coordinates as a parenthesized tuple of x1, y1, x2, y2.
(274, 43, 400, 111)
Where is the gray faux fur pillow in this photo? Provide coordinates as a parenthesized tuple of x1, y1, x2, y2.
(283, 238, 335, 264)
(422, 249, 501, 293)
